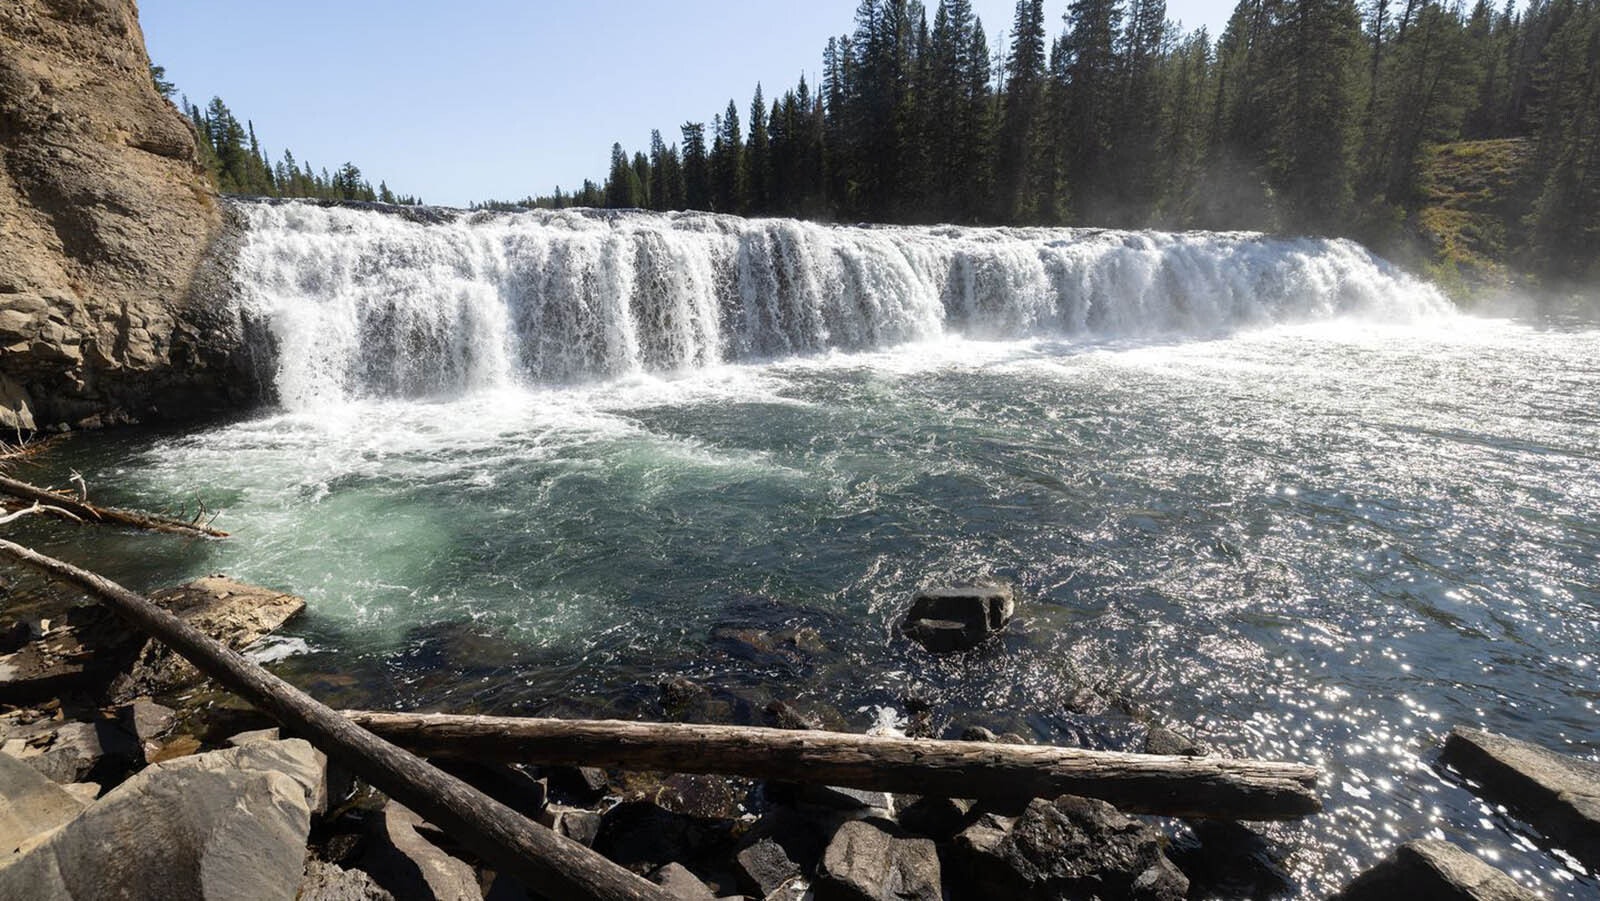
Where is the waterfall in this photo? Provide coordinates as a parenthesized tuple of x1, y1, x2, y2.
(232, 201, 1453, 408)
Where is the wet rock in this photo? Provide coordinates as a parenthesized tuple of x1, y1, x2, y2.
(539, 804, 604, 847)
(613, 770, 749, 820)
(1441, 725, 1600, 869)
(1331, 839, 1537, 900)
(593, 800, 735, 875)
(0, 739, 322, 899)
(115, 698, 176, 750)
(0, 605, 142, 703)
(763, 700, 821, 731)
(543, 764, 609, 804)
(660, 676, 709, 717)
(360, 801, 483, 901)
(0, 749, 88, 853)
(651, 862, 719, 900)
(814, 818, 940, 901)
(110, 576, 305, 701)
(900, 585, 1014, 653)
(896, 795, 974, 841)
(1144, 725, 1204, 757)
(948, 795, 1188, 901)
(300, 859, 395, 901)
(733, 808, 826, 897)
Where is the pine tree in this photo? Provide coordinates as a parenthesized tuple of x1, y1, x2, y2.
(745, 85, 772, 214)
(681, 122, 712, 210)
(995, 0, 1048, 221)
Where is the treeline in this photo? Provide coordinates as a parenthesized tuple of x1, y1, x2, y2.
(492, 0, 1600, 283)
(152, 66, 420, 205)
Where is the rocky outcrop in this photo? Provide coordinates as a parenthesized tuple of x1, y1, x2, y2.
(0, 0, 258, 432)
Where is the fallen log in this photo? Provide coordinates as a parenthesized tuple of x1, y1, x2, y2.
(344, 711, 1323, 821)
(0, 539, 667, 901)
(0, 472, 228, 538)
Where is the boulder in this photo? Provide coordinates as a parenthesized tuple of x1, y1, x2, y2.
(814, 818, 940, 901)
(10, 719, 140, 786)
(0, 748, 87, 853)
(1331, 839, 1537, 900)
(299, 859, 395, 901)
(896, 795, 974, 841)
(1441, 725, 1600, 869)
(359, 801, 482, 901)
(900, 585, 1014, 653)
(948, 795, 1188, 900)
(0, 738, 323, 899)
(116, 698, 176, 749)
(733, 808, 826, 897)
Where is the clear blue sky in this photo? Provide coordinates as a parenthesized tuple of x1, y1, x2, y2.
(142, 1, 1241, 207)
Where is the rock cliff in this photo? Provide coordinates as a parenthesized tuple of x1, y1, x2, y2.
(0, 0, 256, 432)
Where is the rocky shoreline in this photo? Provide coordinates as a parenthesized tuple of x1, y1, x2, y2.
(3, 572, 1591, 900)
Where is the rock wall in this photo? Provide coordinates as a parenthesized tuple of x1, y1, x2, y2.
(0, 0, 257, 432)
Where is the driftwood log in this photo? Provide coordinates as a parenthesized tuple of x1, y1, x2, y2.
(0, 472, 228, 538)
(0, 540, 668, 901)
(345, 711, 1323, 821)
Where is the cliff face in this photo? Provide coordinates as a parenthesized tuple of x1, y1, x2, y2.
(0, 0, 256, 432)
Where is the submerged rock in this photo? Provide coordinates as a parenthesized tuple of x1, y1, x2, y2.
(900, 585, 1014, 653)
(0, 738, 323, 900)
(1332, 839, 1537, 900)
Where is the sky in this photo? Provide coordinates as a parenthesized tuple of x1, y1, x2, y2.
(141, 1, 1242, 207)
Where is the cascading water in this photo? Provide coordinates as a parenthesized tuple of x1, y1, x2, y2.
(233, 201, 1451, 406)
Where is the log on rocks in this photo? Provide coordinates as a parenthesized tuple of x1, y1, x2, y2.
(0, 539, 667, 901)
(0, 472, 228, 538)
(343, 711, 1323, 821)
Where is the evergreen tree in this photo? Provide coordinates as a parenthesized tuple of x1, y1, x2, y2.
(995, 0, 1048, 221)
(681, 122, 712, 210)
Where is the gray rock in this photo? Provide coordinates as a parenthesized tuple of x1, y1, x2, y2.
(900, 585, 1014, 653)
(0, 738, 323, 900)
(60, 782, 100, 804)
(14, 719, 140, 785)
(1144, 725, 1204, 757)
(1441, 725, 1600, 869)
(116, 698, 176, 749)
(1332, 839, 1538, 900)
(0, 749, 87, 853)
(300, 859, 396, 901)
(0, 605, 143, 704)
(814, 818, 940, 901)
(794, 783, 893, 814)
(360, 801, 483, 901)
(733, 807, 826, 897)
(225, 727, 282, 747)
(538, 804, 603, 847)
(761, 877, 810, 901)
(650, 862, 718, 900)
(948, 795, 1188, 900)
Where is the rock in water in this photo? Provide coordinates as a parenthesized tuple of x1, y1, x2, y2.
(949, 795, 1188, 900)
(814, 819, 941, 901)
(1332, 839, 1537, 900)
(900, 585, 1015, 653)
(1441, 725, 1600, 870)
(0, 0, 258, 431)
(0, 738, 324, 900)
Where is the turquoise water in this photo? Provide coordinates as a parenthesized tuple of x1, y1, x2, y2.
(10, 316, 1599, 897)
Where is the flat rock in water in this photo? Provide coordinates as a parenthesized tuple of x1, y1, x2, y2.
(814, 818, 940, 901)
(360, 800, 482, 901)
(900, 585, 1014, 653)
(1331, 839, 1538, 900)
(948, 795, 1188, 900)
(0, 749, 87, 854)
(111, 576, 305, 701)
(1441, 725, 1600, 869)
(0, 738, 323, 900)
